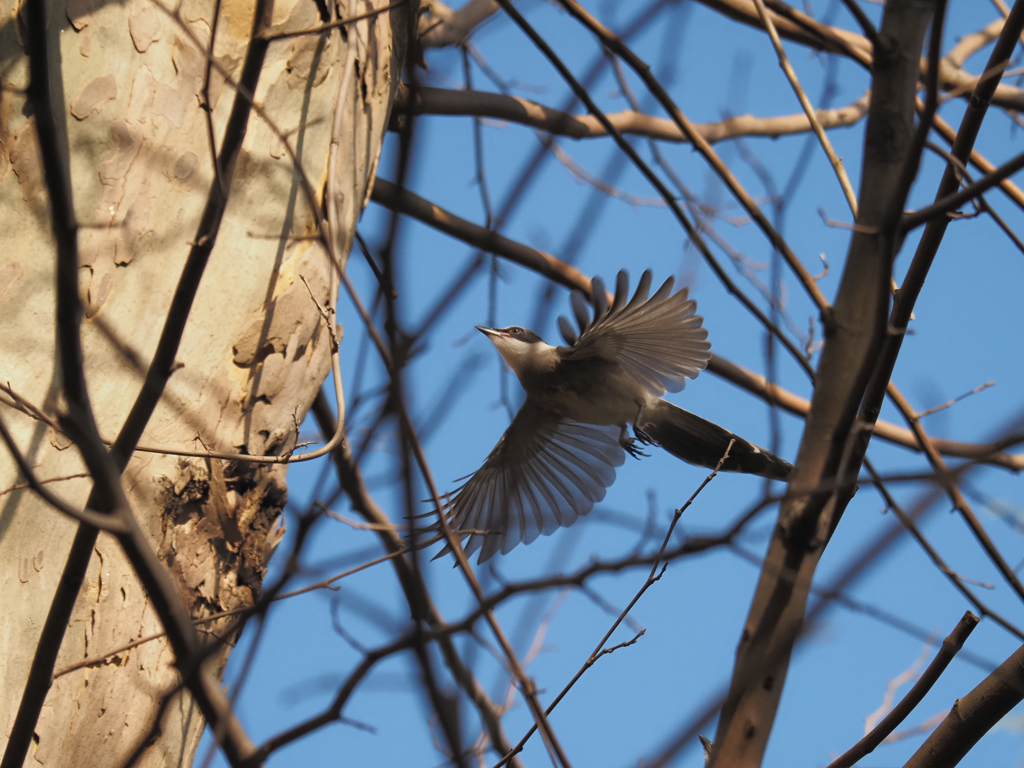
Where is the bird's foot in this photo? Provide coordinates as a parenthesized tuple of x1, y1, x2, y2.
(633, 426, 655, 446)
(621, 436, 649, 459)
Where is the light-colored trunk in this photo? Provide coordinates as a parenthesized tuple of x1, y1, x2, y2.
(0, 0, 406, 765)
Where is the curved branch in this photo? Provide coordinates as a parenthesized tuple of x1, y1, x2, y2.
(826, 612, 979, 768)
(396, 85, 871, 144)
(904, 634, 1024, 767)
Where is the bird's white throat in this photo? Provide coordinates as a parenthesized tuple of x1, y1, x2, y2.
(489, 336, 558, 382)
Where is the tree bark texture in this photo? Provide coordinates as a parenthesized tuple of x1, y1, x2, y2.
(0, 0, 407, 765)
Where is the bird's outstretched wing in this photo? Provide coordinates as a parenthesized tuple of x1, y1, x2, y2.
(438, 400, 625, 563)
(559, 269, 711, 396)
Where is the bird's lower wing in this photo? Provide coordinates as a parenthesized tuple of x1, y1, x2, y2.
(437, 401, 625, 563)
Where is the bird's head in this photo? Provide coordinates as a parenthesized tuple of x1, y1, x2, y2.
(476, 326, 554, 379)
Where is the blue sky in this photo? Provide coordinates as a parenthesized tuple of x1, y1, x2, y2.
(200, 1, 1024, 766)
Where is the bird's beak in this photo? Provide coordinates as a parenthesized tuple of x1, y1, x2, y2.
(476, 326, 501, 338)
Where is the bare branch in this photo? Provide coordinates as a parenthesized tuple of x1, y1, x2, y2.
(917, 382, 995, 419)
(396, 85, 871, 144)
(903, 634, 1024, 766)
(826, 612, 980, 768)
(372, 178, 598, 292)
(901, 148, 1024, 231)
(750, 0, 859, 215)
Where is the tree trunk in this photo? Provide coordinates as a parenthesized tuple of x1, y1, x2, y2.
(0, 0, 407, 765)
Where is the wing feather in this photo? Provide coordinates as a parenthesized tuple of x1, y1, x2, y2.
(566, 269, 711, 396)
(525, 462, 563, 533)
(530, 450, 580, 529)
(612, 270, 630, 311)
(558, 315, 578, 345)
(591, 275, 609, 317)
(571, 290, 591, 334)
(436, 401, 625, 563)
(519, 470, 548, 537)
(504, 474, 525, 550)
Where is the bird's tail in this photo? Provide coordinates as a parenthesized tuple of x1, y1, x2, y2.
(636, 400, 792, 480)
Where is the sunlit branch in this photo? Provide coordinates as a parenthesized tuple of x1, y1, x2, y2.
(396, 85, 870, 144)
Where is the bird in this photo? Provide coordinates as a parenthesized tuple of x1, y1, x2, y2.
(437, 269, 791, 563)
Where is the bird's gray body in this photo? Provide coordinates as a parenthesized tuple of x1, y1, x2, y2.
(438, 270, 792, 564)
(503, 341, 650, 428)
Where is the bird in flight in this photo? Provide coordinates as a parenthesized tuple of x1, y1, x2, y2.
(438, 270, 791, 563)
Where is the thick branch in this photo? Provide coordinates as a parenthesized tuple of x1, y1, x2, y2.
(709, 2, 941, 765)
(849, 0, 1024, 601)
(904, 637, 1024, 766)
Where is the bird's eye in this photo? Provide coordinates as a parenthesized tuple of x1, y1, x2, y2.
(508, 327, 523, 336)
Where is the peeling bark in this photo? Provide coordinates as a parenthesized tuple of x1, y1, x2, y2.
(0, 0, 408, 765)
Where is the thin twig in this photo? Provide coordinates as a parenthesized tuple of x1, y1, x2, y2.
(0, 416, 128, 532)
(493, 442, 735, 767)
(917, 381, 995, 418)
(751, 0, 859, 215)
